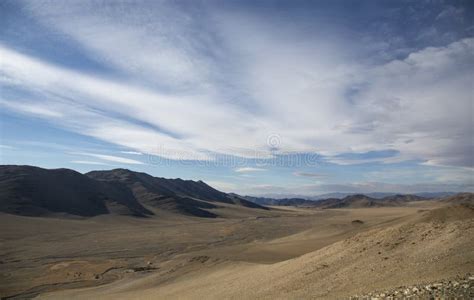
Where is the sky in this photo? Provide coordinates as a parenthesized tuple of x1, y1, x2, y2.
(0, 0, 473, 196)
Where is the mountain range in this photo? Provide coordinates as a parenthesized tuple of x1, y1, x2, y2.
(240, 193, 429, 208)
(0, 165, 265, 218)
(250, 191, 456, 200)
(0, 165, 471, 218)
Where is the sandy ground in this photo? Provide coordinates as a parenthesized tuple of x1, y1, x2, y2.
(1, 201, 472, 299)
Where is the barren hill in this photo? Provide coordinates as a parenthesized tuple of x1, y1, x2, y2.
(0, 165, 152, 217)
(86, 169, 265, 216)
(440, 192, 474, 205)
(238, 195, 314, 206)
(313, 194, 393, 208)
(0, 165, 265, 218)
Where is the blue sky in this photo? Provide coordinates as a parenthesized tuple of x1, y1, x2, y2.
(1, 0, 473, 196)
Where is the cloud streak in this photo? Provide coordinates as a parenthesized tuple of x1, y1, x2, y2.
(235, 167, 266, 173)
(0, 0, 472, 199)
(71, 152, 144, 165)
(293, 172, 327, 178)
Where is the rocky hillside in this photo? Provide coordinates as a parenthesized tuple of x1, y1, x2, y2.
(353, 274, 473, 299)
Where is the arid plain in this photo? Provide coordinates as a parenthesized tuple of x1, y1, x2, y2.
(1, 196, 473, 299)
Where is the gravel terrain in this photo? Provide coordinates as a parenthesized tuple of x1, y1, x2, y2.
(352, 274, 474, 299)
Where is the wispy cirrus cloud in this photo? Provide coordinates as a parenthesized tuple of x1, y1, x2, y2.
(0, 0, 472, 196)
(0, 99, 63, 118)
(120, 151, 143, 155)
(293, 172, 327, 178)
(71, 152, 144, 165)
(2, 35, 472, 167)
(235, 167, 266, 173)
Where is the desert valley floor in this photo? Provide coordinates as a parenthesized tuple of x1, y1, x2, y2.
(1, 199, 473, 299)
(2, 0, 474, 298)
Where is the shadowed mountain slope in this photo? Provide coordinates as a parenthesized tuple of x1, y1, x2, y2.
(86, 169, 222, 218)
(86, 169, 266, 214)
(0, 165, 152, 217)
(0, 165, 265, 218)
(87, 169, 231, 202)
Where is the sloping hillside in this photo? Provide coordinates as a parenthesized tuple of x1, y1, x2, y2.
(87, 169, 266, 215)
(87, 169, 232, 203)
(0, 165, 265, 218)
(146, 204, 474, 298)
(0, 165, 152, 217)
(37, 203, 474, 299)
(440, 192, 473, 205)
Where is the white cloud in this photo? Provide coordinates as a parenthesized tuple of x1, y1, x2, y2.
(22, 1, 215, 91)
(293, 172, 327, 178)
(321, 156, 398, 166)
(436, 5, 464, 21)
(353, 38, 474, 167)
(0, 46, 219, 161)
(120, 151, 143, 155)
(71, 152, 144, 165)
(307, 182, 474, 194)
(363, 166, 474, 185)
(1, 2, 472, 172)
(0, 99, 63, 118)
(235, 167, 266, 173)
